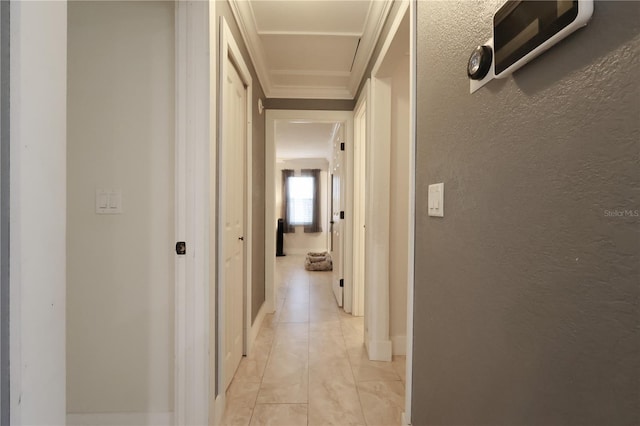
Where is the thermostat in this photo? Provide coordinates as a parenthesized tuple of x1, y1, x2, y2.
(470, 0, 593, 93)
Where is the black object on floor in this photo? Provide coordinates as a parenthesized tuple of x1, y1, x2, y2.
(276, 218, 285, 257)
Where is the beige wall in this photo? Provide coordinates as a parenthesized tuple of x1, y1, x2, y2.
(389, 54, 410, 351)
(67, 1, 174, 414)
(275, 159, 330, 255)
(265, 98, 355, 111)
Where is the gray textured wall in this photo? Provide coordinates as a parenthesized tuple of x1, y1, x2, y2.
(413, 1, 639, 425)
(218, 2, 266, 322)
(264, 98, 355, 111)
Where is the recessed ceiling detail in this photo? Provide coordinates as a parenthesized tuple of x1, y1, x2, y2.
(275, 121, 339, 160)
(228, 0, 393, 100)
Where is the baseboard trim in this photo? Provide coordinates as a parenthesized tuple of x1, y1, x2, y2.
(367, 338, 392, 361)
(284, 248, 328, 255)
(248, 301, 268, 355)
(67, 412, 173, 426)
(392, 335, 407, 356)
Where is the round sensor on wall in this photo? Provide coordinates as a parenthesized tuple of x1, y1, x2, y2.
(467, 45, 492, 80)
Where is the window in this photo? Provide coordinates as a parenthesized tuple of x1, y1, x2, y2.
(287, 176, 314, 225)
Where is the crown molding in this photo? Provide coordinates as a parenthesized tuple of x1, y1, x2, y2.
(347, 0, 395, 97)
(258, 30, 363, 37)
(227, 0, 273, 95)
(228, 0, 394, 100)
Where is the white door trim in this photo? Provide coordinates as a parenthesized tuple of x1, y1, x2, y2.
(405, 1, 416, 422)
(217, 13, 253, 408)
(174, 2, 212, 425)
(365, 74, 392, 362)
(265, 110, 353, 315)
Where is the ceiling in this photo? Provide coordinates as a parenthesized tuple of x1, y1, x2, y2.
(228, 0, 393, 99)
(275, 121, 338, 160)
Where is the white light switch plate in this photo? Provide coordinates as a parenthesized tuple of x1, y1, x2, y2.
(428, 183, 444, 217)
(96, 189, 123, 214)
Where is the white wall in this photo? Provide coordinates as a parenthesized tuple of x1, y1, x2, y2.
(67, 1, 174, 417)
(10, 1, 67, 424)
(389, 55, 410, 354)
(275, 158, 329, 255)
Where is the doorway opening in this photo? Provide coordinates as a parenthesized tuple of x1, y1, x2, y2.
(262, 3, 415, 424)
(265, 110, 354, 317)
(351, 2, 414, 423)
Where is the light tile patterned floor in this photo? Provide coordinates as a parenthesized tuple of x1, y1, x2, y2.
(221, 255, 406, 426)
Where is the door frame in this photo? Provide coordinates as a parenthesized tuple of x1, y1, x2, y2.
(405, 0, 416, 422)
(0, 2, 9, 423)
(265, 110, 353, 315)
(174, 1, 212, 424)
(331, 126, 345, 308)
(215, 14, 253, 420)
(364, 0, 415, 423)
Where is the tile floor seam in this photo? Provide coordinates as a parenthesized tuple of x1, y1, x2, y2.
(307, 275, 310, 426)
(248, 302, 280, 425)
(340, 314, 369, 426)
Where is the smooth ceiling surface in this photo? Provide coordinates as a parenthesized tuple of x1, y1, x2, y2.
(229, 0, 393, 99)
(250, 0, 370, 33)
(275, 121, 337, 160)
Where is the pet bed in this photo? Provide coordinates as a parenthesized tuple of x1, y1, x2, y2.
(305, 252, 333, 271)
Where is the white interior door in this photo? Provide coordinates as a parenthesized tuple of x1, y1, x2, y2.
(353, 98, 367, 317)
(222, 59, 246, 390)
(330, 130, 344, 307)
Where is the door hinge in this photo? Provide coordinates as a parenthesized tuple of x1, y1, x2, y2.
(340, 142, 345, 151)
(339, 279, 344, 288)
(176, 241, 186, 255)
(340, 211, 345, 220)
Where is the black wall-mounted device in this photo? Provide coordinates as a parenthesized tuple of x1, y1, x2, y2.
(469, 0, 593, 93)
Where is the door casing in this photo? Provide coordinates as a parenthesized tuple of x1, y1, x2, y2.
(174, 2, 212, 424)
(0, 2, 10, 423)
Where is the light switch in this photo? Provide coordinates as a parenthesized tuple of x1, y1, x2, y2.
(108, 190, 122, 213)
(96, 189, 123, 214)
(98, 193, 108, 209)
(428, 183, 444, 217)
(108, 192, 118, 209)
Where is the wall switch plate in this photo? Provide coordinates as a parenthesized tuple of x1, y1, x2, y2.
(96, 189, 123, 214)
(428, 183, 444, 217)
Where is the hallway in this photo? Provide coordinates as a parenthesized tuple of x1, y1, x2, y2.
(222, 255, 406, 426)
